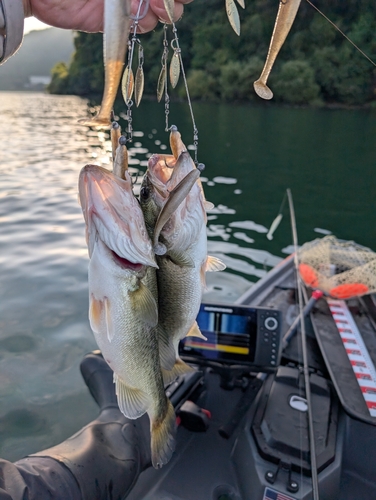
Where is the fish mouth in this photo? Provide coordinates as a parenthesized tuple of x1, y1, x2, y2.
(79, 164, 157, 268)
(110, 249, 144, 272)
(146, 155, 175, 202)
(147, 152, 195, 194)
(147, 154, 176, 187)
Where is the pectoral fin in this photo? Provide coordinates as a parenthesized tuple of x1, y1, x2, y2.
(104, 298, 115, 342)
(89, 296, 115, 342)
(187, 321, 207, 340)
(114, 374, 150, 419)
(168, 250, 195, 268)
(130, 282, 158, 327)
(201, 256, 226, 288)
(158, 325, 176, 371)
(206, 255, 226, 272)
(89, 295, 103, 334)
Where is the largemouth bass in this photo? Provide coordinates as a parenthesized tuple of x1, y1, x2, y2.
(140, 128, 225, 379)
(78, 0, 131, 128)
(254, 0, 301, 100)
(79, 164, 176, 468)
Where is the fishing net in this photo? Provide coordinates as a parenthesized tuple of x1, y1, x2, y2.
(298, 235, 376, 299)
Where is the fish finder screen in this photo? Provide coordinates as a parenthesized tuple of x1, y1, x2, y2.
(179, 304, 258, 363)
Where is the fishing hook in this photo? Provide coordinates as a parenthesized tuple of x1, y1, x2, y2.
(164, 158, 175, 168)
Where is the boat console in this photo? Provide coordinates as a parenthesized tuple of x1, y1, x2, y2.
(126, 256, 376, 500)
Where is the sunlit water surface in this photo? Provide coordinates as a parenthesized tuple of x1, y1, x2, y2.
(0, 92, 375, 461)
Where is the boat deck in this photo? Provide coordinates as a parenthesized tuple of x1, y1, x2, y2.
(127, 256, 376, 500)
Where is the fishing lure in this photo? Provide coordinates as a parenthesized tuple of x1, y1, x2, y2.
(254, 0, 301, 100)
(226, 0, 241, 36)
(134, 42, 145, 107)
(169, 40, 181, 89)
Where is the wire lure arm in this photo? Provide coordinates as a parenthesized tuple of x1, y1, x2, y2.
(170, 22, 200, 165)
(130, 0, 150, 21)
(121, 0, 149, 141)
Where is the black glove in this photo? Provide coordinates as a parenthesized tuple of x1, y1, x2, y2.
(7, 351, 152, 500)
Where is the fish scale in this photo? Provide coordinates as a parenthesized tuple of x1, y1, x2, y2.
(156, 223, 207, 354)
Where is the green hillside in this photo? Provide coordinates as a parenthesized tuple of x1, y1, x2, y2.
(0, 28, 74, 91)
(48, 0, 376, 106)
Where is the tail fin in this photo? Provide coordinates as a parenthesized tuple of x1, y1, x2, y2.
(151, 400, 176, 468)
(162, 357, 194, 386)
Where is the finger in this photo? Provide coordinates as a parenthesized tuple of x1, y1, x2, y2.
(132, 2, 159, 33)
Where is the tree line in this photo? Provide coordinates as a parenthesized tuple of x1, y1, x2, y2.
(48, 0, 376, 106)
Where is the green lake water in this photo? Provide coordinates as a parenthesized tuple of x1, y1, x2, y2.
(130, 99, 376, 253)
(0, 92, 375, 461)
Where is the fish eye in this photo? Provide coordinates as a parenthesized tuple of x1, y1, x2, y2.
(140, 186, 150, 200)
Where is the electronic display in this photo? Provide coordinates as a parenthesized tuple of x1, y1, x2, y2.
(179, 303, 281, 369)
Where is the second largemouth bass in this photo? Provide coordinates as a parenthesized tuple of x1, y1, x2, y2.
(140, 128, 225, 380)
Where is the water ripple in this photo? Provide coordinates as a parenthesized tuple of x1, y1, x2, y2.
(0, 92, 284, 462)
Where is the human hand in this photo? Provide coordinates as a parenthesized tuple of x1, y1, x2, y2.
(22, 0, 193, 33)
(26, 351, 153, 500)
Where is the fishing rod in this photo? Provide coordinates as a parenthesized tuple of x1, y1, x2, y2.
(282, 288, 323, 349)
(305, 0, 376, 69)
(287, 188, 320, 500)
(265, 190, 321, 497)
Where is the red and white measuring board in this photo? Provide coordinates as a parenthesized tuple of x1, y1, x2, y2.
(328, 298, 376, 418)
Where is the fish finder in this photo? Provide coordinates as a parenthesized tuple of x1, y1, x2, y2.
(179, 303, 282, 370)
